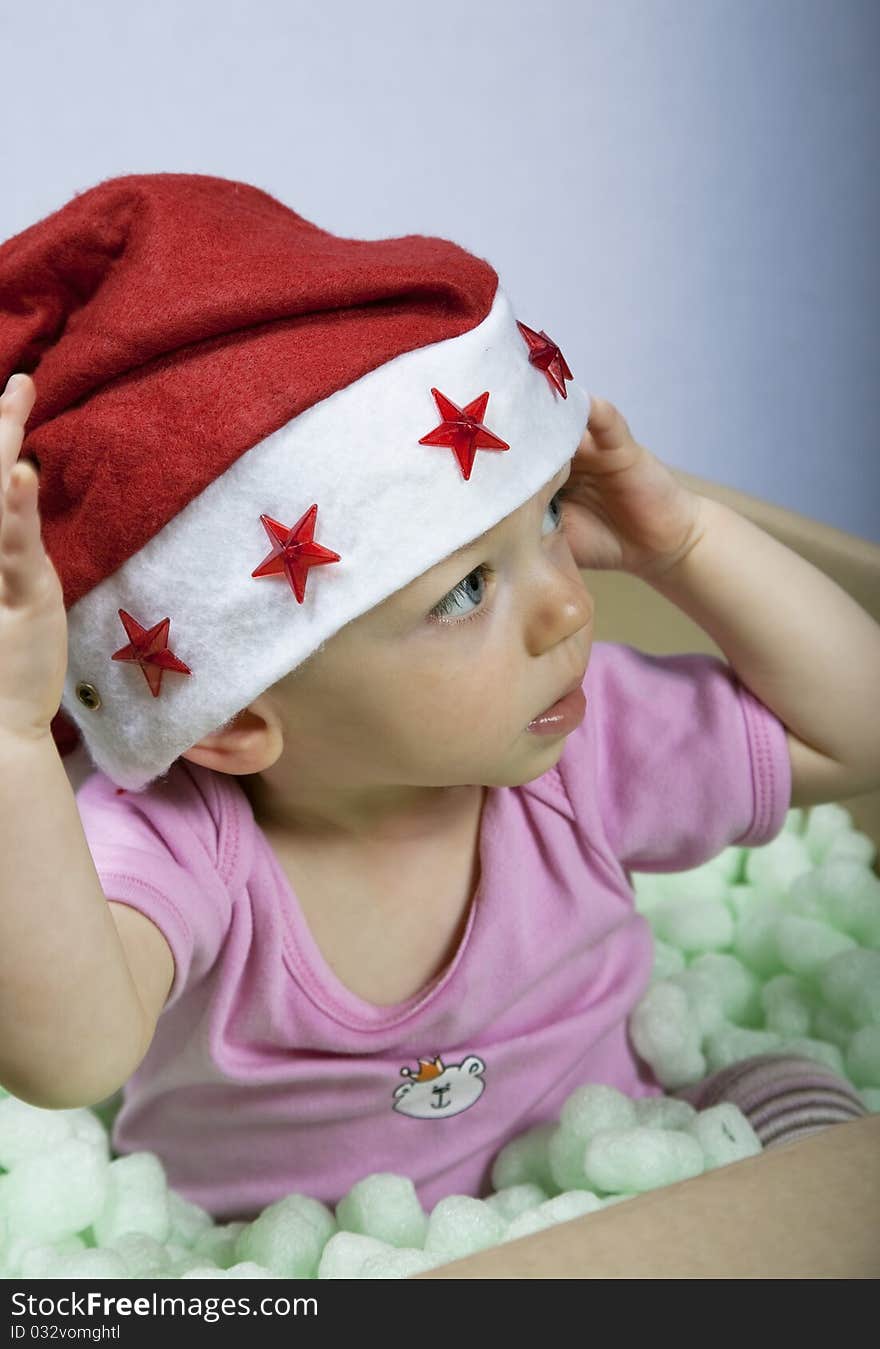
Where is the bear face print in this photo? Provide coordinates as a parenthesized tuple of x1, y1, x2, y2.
(392, 1053, 486, 1119)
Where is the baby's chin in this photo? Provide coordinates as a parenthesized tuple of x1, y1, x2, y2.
(477, 733, 570, 789)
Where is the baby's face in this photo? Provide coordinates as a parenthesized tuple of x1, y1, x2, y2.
(193, 463, 593, 832)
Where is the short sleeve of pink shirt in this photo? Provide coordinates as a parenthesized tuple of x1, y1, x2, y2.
(75, 763, 234, 1014)
(566, 642, 793, 873)
(73, 640, 792, 1220)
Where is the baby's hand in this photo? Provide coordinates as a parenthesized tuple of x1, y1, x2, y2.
(0, 374, 69, 743)
(558, 397, 707, 580)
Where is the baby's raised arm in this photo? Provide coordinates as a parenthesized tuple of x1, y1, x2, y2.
(0, 373, 171, 1109)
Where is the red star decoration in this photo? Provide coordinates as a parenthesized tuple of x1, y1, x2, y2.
(251, 502, 342, 603)
(516, 321, 574, 398)
(418, 388, 510, 481)
(111, 610, 193, 698)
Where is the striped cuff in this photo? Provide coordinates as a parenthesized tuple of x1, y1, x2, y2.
(672, 1053, 868, 1149)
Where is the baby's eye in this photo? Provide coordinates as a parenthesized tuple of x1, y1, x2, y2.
(427, 490, 565, 625)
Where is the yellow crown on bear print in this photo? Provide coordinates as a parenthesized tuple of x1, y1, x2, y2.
(399, 1055, 445, 1082)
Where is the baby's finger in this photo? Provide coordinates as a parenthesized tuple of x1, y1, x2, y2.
(0, 460, 44, 605)
(0, 374, 37, 496)
(585, 395, 633, 450)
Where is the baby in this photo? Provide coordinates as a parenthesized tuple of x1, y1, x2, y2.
(0, 174, 877, 1225)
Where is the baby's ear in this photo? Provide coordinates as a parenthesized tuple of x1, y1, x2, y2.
(181, 700, 282, 775)
(206, 712, 241, 737)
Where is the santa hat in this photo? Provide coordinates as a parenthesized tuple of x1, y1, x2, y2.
(0, 173, 590, 793)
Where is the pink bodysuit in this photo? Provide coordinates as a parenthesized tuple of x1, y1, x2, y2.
(75, 642, 792, 1221)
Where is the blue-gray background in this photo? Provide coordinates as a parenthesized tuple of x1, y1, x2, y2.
(3, 0, 878, 541)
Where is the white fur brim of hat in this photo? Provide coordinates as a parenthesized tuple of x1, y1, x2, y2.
(62, 288, 590, 792)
